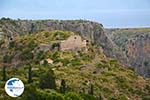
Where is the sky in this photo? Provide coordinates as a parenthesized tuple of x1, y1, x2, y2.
(0, 0, 150, 28)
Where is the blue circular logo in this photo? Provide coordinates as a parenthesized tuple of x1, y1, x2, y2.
(5, 78, 24, 97)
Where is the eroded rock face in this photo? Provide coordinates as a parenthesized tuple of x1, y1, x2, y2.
(106, 28, 150, 77)
(0, 18, 103, 41)
(125, 33, 150, 77)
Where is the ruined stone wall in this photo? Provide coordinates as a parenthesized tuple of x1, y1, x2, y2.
(60, 35, 86, 51)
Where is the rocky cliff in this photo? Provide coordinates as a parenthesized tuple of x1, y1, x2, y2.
(0, 18, 127, 64)
(106, 28, 150, 77)
(0, 18, 150, 77)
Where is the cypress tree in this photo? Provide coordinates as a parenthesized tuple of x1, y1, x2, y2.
(60, 79, 66, 93)
(39, 69, 56, 89)
(28, 65, 32, 83)
(2, 66, 6, 81)
(89, 84, 94, 95)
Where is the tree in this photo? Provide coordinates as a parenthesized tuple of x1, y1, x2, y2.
(39, 69, 56, 90)
(28, 65, 32, 83)
(60, 79, 66, 93)
(29, 23, 35, 34)
(2, 66, 6, 81)
(89, 84, 94, 95)
(21, 84, 37, 100)
(2, 54, 12, 81)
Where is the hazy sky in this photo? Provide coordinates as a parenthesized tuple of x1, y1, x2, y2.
(0, 0, 150, 28)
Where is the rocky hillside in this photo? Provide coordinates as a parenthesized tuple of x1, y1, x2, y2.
(106, 28, 150, 77)
(0, 18, 127, 65)
(0, 18, 150, 78)
(0, 30, 150, 100)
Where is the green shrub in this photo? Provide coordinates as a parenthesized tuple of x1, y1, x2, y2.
(117, 94, 128, 100)
(27, 40, 37, 50)
(9, 41, 16, 48)
(142, 96, 150, 100)
(70, 59, 81, 66)
(64, 92, 82, 100)
(96, 62, 107, 69)
(59, 58, 70, 66)
(20, 50, 33, 60)
(80, 93, 96, 100)
(52, 51, 60, 61)
(35, 51, 45, 62)
(60, 79, 66, 93)
(21, 84, 37, 100)
(39, 69, 56, 89)
(36, 89, 63, 100)
(116, 76, 130, 89)
(80, 53, 93, 61)
(3, 54, 13, 63)
(0, 40, 4, 47)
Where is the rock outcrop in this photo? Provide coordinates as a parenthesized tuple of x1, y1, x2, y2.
(126, 33, 150, 77)
(106, 28, 150, 77)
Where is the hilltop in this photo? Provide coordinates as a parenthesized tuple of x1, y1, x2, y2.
(0, 17, 127, 68)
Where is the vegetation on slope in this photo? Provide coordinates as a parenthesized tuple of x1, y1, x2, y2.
(0, 30, 150, 100)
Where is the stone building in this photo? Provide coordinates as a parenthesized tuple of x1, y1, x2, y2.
(60, 35, 88, 51)
(37, 35, 89, 52)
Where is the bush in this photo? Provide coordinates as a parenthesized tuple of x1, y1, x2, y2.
(116, 76, 130, 89)
(21, 84, 37, 100)
(36, 89, 64, 100)
(52, 51, 60, 61)
(59, 58, 70, 66)
(3, 54, 13, 63)
(64, 92, 82, 100)
(0, 40, 4, 47)
(80, 53, 93, 61)
(27, 40, 37, 50)
(142, 96, 150, 100)
(20, 50, 33, 60)
(9, 41, 16, 48)
(35, 51, 45, 62)
(70, 59, 81, 66)
(117, 94, 128, 100)
(80, 93, 96, 100)
(39, 69, 56, 89)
